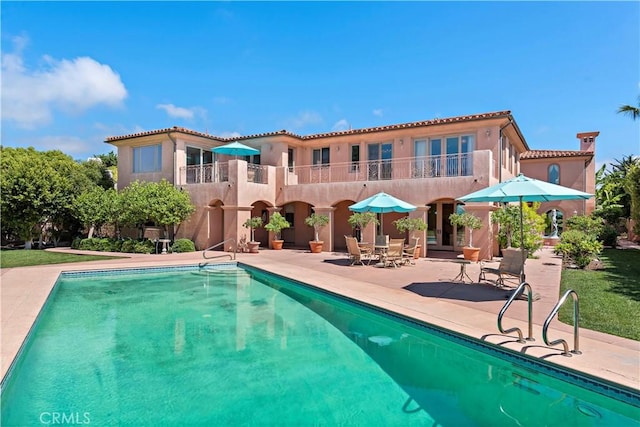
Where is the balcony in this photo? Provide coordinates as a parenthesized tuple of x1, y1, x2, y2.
(284, 153, 474, 185)
(179, 162, 269, 185)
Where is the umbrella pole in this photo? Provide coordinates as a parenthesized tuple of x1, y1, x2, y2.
(520, 196, 525, 282)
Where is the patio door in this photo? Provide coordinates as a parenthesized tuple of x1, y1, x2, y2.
(367, 142, 392, 180)
(427, 201, 461, 251)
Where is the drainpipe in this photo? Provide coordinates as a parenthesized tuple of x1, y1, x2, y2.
(499, 118, 514, 183)
(167, 126, 178, 185)
(167, 127, 178, 239)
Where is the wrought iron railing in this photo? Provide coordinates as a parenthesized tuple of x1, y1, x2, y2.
(247, 163, 268, 184)
(285, 153, 473, 185)
(181, 162, 229, 184)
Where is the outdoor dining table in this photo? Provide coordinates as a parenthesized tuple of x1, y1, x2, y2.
(374, 245, 390, 268)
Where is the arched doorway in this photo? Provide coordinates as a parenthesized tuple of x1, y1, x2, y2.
(333, 200, 355, 251)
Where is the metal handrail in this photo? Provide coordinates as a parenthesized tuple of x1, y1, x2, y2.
(543, 289, 581, 357)
(497, 282, 535, 343)
(202, 238, 236, 261)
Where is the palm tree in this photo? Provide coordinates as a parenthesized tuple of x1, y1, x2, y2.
(617, 96, 640, 120)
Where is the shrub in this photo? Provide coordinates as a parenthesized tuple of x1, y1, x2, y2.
(71, 237, 82, 249)
(134, 240, 154, 254)
(554, 229, 603, 268)
(171, 238, 196, 253)
(598, 224, 618, 247)
(96, 238, 114, 252)
(79, 238, 99, 251)
(120, 239, 137, 253)
(565, 215, 604, 236)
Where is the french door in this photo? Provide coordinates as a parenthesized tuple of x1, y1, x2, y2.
(427, 201, 463, 251)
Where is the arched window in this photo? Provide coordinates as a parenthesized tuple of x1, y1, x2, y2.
(548, 164, 560, 185)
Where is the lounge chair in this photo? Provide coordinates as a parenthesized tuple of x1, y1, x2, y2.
(478, 249, 527, 287)
(345, 236, 372, 266)
(402, 237, 420, 265)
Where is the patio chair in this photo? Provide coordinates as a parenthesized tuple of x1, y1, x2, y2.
(384, 239, 405, 268)
(402, 237, 420, 265)
(345, 236, 372, 266)
(478, 249, 528, 288)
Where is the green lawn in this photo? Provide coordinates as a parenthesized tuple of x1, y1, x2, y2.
(0, 249, 125, 268)
(559, 248, 640, 341)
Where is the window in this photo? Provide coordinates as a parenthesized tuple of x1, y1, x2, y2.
(243, 154, 260, 164)
(186, 146, 213, 166)
(413, 139, 427, 177)
(367, 142, 392, 180)
(312, 147, 330, 166)
(186, 146, 213, 183)
(350, 145, 360, 172)
(133, 144, 162, 173)
(288, 148, 295, 172)
(548, 164, 560, 185)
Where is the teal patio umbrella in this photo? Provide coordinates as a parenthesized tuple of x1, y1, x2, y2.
(212, 141, 260, 158)
(458, 173, 593, 281)
(349, 192, 416, 235)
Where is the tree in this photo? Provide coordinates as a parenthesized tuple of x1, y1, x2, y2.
(119, 180, 195, 237)
(347, 212, 379, 242)
(491, 204, 521, 248)
(617, 96, 640, 120)
(73, 188, 119, 238)
(0, 147, 83, 247)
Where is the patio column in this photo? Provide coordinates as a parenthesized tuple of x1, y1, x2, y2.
(221, 206, 253, 252)
(464, 204, 494, 261)
(311, 207, 335, 252)
(409, 206, 429, 258)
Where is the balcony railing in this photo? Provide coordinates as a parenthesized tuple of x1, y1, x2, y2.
(247, 163, 269, 184)
(285, 153, 473, 185)
(180, 162, 268, 185)
(181, 163, 228, 184)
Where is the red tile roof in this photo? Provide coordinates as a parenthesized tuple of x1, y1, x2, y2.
(521, 150, 593, 160)
(105, 126, 227, 143)
(105, 111, 515, 143)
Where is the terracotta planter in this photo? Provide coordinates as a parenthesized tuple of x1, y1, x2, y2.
(309, 241, 324, 253)
(271, 240, 284, 250)
(414, 245, 421, 259)
(247, 241, 260, 253)
(462, 247, 480, 262)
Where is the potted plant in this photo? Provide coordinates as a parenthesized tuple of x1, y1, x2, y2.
(449, 212, 483, 261)
(264, 212, 290, 250)
(393, 217, 427, 258)
(347, 212, 379, 242)
(242, 216, 263, 253)
(304, 213, 330, 253)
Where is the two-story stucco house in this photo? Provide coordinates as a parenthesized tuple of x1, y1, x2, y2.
(106, 110, 596, 260)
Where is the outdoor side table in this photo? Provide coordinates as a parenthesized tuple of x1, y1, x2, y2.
(451, 259, 473, 283)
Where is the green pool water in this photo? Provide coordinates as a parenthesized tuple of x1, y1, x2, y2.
(1, 265, 638, 426)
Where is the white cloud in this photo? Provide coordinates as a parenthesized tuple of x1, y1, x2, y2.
(157, 104, 193, 119)
(332, 119, 349, 131)
(286, 111, 323, 129)
(218, 131, 242, 138)
(372, 109, 383, 117)
(1, 37, 127, 129)
(157, 104, 207, 121)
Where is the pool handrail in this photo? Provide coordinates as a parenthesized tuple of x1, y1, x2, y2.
(202, 238, 236, 261)
(543, 289, 581, 357)
(497, 281, 535, 343)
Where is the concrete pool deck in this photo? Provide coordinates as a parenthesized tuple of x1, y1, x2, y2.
(1, 246, 638, 392)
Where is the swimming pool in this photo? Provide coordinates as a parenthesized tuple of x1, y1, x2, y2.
(1, 263, 638, 425)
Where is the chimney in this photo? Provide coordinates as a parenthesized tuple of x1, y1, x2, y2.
(577, 131, 599, 152)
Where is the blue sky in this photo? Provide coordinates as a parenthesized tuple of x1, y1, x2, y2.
(2, 1, 639, 169)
